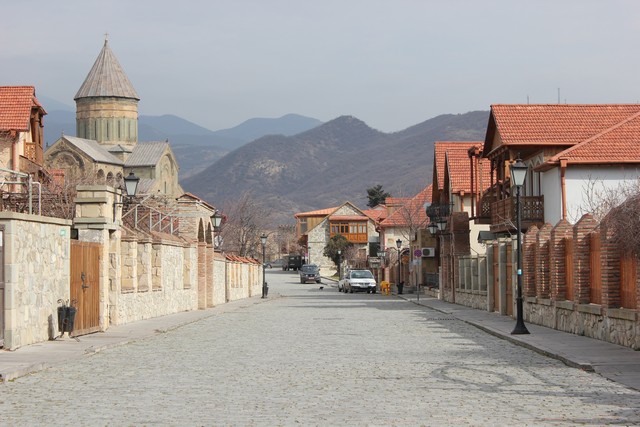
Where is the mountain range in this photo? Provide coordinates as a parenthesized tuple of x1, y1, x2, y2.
(43, 109, 323, 179)
(181, 111, 490, 224)
(39, 97, 489, 225)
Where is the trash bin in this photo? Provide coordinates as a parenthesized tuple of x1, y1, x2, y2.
(57, 306, 66, 333)
(66, 306, 77, 333)
(397, 281, 404, 295)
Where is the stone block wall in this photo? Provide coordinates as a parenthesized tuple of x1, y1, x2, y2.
(449, 213, 639, 350)
(1, 213, 72, 350)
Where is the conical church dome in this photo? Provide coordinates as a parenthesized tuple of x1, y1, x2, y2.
(74, 38, 139, 100)
(74, 38, 139, 145)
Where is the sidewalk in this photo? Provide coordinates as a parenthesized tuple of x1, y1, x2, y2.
(399, 293, 640, 392)
(0, 297, 263, 383)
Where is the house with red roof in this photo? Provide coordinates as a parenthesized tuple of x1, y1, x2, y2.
(476, 104, 640, 235)
(378, 185, 433, 289)
(295, 202, 383, 275)
(0, 86, 47, 178)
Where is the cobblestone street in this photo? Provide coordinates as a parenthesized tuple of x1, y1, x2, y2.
(2, 270, 639, 426)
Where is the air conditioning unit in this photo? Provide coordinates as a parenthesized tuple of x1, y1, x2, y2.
(421, 247, 436, 257)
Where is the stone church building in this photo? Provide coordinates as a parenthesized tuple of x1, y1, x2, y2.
(44, 38, 182, 197)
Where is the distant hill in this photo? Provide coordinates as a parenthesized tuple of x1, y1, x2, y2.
(42, 110, 323, 180)
(181, 111, 489, 224)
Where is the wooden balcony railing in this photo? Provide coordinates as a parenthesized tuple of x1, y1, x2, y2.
(490, 195, 544, 233)
(329, 232, 368, 243)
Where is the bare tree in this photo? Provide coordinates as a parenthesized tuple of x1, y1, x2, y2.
(219, 191, 273, 257)
(573, 177, 640, 254)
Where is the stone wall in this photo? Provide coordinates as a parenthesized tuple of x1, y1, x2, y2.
(1, 213, 72, 350)
(451, 213, 639, 350)
(111, 237, 198, 325)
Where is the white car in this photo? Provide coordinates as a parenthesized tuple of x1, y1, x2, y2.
(339, 269, 377, 294)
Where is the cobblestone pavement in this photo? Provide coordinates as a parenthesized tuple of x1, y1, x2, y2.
(2, 270, 639, 426)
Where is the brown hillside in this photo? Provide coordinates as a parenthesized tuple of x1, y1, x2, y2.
(182, 111, 489, 223)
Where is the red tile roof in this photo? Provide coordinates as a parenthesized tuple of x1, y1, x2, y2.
(295, 207, 339, 218)
(362, 207, 387, 222)
(444, 145, 490, 193)
(384, 197, 410, 206)
(541, 111, 640, 169)
(435, 142, 484, 192)
(380, 184, 432, 227)
(487, 104, 640, 153)
(0, 86, 46, 131)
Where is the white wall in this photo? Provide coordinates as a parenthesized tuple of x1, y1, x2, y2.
(541, 165, 640, 224)
(565, 166, 640, 223)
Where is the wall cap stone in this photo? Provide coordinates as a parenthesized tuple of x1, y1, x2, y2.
(607, 307, 637, 321)
(577, 303, 602, 315)
(555, 300, 575, 311)
(0, 212, 71, 226)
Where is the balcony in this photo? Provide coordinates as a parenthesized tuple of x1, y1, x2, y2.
(489, 195, 544, 234)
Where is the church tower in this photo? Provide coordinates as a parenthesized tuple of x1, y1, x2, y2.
(74, 37, 139, 147)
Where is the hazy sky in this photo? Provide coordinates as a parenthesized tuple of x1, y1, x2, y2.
(3, 0, 640, 132)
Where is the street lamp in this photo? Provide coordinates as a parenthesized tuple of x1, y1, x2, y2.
(211, 210, 222, 249)
(261, 233, 268, 298)
(510, 157, 530, 335)
(428, 221, 438, 235)
(337, 249, 342, 279)
(396, 238, 403, 294)
(113, 171, 139, 221)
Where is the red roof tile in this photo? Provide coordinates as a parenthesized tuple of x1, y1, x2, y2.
(488, 104, 640, 150)
(381, 184, 432, 227)
(0, 86, 46, 131)
(295, 207, 339, 218)
(542, 111, 640, 168)
(435, 142, 484, 192)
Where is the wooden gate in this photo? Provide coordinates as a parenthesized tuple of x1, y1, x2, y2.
(70, 241, 101, 337)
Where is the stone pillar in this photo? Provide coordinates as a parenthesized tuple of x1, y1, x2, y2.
(522, 225, 539, 298)
(74, 185, 121, 331)
(197, 242, 207, 309)
(600, 226, 621, 308)
(206, 244, 214, 308)
(535, 223, 552, 299)
(550, 219, 572, 301)
(573, 214, 597, 304)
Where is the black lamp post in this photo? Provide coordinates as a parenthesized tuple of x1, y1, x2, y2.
(337, 249, 342, 279)
(396, 238, 403, 294)
(261, 233, 268, 298)
(113, 171, 139, 221)
(510, 157, 530, 335)
(211, 210, 222, 249)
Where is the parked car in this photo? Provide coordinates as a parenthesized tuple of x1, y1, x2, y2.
(299, 264, 321, 284)
(283, 254, 303, 271)
(339, 269, 377, 293)
(267, 259, 284, 269)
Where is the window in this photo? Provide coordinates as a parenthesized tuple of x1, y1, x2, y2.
(330, 221, 368, 243)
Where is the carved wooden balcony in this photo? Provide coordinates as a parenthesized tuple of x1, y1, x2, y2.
(489, 195, 544, 234)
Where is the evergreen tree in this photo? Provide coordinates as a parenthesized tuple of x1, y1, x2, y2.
(366, 184, 391, 207)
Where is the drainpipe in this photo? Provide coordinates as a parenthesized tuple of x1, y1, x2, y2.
(560, 159, 567, 220)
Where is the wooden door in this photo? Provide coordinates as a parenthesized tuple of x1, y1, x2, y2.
(70, 241, 101, 336)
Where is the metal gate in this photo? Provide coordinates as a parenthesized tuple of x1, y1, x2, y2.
(0, 227, 4, 348)
(70, 240, 101, 337)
